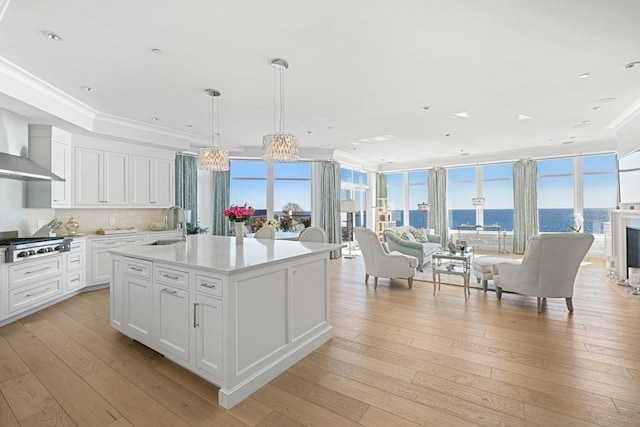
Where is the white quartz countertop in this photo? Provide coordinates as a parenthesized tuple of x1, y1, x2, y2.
(109, 235, 341, 274)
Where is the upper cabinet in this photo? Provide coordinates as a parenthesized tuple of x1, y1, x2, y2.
(75, 148, 129, 206)
(26, 126, 71, 208)
(130, 156, 174, 207)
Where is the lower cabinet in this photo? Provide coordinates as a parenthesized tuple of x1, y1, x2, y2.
(7, 256, 64, 316)
(194, 293, 223, 380)
(153, 282, 190, 363)
(122, 259, 152, 345)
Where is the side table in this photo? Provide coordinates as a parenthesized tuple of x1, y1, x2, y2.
(432, 250, 473, 300)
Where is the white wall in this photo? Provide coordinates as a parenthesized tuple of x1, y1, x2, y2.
(0, 177, 55, 235)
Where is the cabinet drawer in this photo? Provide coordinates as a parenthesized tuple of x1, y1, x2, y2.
(155, 265, 189, 289)
(9, 257, 63, 289)
(9, 277, 62, 313)
(195, 274, 223, 298)
(67, 271, 84, 292)
(124, 259, 151, 279)
(92, 237, 147, 249)
(67, 251, 83, 271)
(69, 240, 85, 252)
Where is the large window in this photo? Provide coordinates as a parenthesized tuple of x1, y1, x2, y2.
(447, 167, 476, 228)
(537, 158, 574, 232)
(386, 172, 404, 226)
(408, 171, 428, 228)
(483, 163, 514, 231)
(230, 160, 311, 231)
(582, 154, 616, 233)
(340, 167, 369, 240)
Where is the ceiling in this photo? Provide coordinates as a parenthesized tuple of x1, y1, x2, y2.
(0, 0, 639, 169)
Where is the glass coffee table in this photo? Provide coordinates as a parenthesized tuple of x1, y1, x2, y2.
(431, 249, 473, 300)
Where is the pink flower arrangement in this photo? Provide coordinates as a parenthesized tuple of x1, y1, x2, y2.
(223, 204, 255, 222)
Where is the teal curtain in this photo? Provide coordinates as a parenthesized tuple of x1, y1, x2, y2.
(428, 167, 448, 245)
(175, 154, 198, 225)
(320, 161, 342, 259)
(513, 159, 538, 254)
(211, 170, 230, 236)
(376, 173, 387, 199)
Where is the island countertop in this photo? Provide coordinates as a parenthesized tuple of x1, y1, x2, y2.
(109, 234, 341, 274)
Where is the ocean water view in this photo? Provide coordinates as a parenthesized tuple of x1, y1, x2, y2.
(390, 208, 611, 234)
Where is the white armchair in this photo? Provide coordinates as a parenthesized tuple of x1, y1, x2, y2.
(493, 232, 594, 313)
(354, 227, 418, 289)
(298, 226, 328, 243)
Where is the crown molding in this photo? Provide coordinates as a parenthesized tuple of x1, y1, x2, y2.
(608, 98, 640, 132)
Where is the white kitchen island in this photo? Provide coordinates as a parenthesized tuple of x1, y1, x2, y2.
(109, 235, 339, 409)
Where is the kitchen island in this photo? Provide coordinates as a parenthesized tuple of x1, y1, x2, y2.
(109, 234, 339, 409)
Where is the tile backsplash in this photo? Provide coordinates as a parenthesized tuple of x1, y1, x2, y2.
(55, 209, 166, 234)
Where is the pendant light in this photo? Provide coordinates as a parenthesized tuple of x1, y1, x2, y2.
(198, 88, 229, 171)
(263, 58, 299, 162)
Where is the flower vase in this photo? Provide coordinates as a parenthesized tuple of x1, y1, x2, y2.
(234, 221, 245, 245)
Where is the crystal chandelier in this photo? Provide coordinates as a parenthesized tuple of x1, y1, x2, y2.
(263, 58, 299, 162)
(198, 89, 229, 171)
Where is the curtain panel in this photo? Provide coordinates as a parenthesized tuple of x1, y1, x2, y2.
(428, 167, 448, 245)
(513, 159, 538, 254)
(211, 170, 230, 236)
(320, 161, 342, 259)
(175, 154, 198, 226)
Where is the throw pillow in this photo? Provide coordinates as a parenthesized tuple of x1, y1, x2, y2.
(409, 228, 427, 242)
(401, 231, 416, 242)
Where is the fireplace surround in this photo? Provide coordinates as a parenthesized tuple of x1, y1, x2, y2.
(611, 210, 640, 280)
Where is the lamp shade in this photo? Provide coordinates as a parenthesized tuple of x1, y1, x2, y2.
(472, 197, 485, 206)
(417, 202, 430, 212)
(340, 200, 357, 213)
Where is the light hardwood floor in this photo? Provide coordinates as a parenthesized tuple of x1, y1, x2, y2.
(1, 255, 639, 426)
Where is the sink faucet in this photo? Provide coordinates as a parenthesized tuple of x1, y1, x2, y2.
(164, 206, 187, 242)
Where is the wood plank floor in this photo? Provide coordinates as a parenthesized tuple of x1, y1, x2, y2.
(1, 255, 639, 426)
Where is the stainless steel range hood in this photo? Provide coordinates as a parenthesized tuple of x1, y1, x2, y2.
(0, 108, 64, 181)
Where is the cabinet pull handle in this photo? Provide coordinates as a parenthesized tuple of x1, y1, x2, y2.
(71, 259, 80, 264)
(26, 287, 50, 298)
(162, 274, 179, 281)
(129, 266, 143, 272)
(193, 303, 199, 327)
(161, 288, 177, 295)
(104, 242, 117, 246)
(201, 282, 216, 289)
(71, 277, 80, 282)
(25, 266, 51, 275)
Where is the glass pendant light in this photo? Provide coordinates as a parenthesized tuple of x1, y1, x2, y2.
(198, 88, 229, 171)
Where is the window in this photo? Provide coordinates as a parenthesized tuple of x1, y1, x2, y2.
(230, 160, 311, 231)
(447, 167, 476, 228)
(408, 171, 428, 228)
(482, 163, 513, 231)
(386, 172, 404, 226)
(340, 167, 369, 239)
(537, 158, 574, 232)
(582, 154, 616, 233)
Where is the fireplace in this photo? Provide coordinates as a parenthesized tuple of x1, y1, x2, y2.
(611, 210, 640, 279)
(627, 226, 640, 278)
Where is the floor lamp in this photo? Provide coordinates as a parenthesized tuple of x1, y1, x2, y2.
(341, 200, 357, 259)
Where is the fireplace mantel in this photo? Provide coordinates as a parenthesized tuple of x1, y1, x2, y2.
(611, 210, 640, 279)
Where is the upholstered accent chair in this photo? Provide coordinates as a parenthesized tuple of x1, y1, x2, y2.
(354, 227, 418, 289)
(254, 225, 276, 239)
(493, 232, 594, 313)
(298, 226, 328, 243)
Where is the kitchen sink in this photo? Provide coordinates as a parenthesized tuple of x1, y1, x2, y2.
(148, 239, 184, 246)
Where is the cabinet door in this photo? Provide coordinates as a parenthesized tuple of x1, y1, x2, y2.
(123, 275, 151, 344)
(131, 156, 153, 206)
(91, 248, 113, 285)
(153, 158, 174, 207)
(75, 147, 103, 206)
(153, 283, 190, 362)
(111, 257, 123, 331)
(51, 139, 71, 207)
(195, 293, 223, 380)
(104, 151, 129, 206)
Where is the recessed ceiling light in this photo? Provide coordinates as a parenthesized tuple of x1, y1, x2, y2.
(306, 130, 312, 134)
(518, 114, 532, 121)
(151, 117, 159, 121)
(81, 86, 93, 92)
(591, 106, 602, 111)
(42, 31, 63, 41)
(422, 106, 431, 110)
(187, 124, 193, 128)
(327, 126, 333, 129)
(624, 61, 640, 69)
(452, 111, 469, 118)
(578, 73, 590, 79)
(445, 133, 452, 137)
(151, 48, 163, 55)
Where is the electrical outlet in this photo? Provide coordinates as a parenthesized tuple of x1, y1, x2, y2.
(109, 218, 116, 226)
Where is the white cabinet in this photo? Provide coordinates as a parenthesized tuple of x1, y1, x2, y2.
(65, 239, 85, 292)
(123, 258, 152, 345)
(75, 148, 129, 206)
(89, 235, 148, 285)
(8, 256, 64, 316)
(194, 293, 223, 380)
(153, 282, 191, 363)
(131, 156, 174, 207)
(111, 256, 123, 331)
(0, 265, 6, 321)
(26, 126, 72, 208)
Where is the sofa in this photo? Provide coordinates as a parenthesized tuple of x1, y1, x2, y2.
(383, 226, 442, 271)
